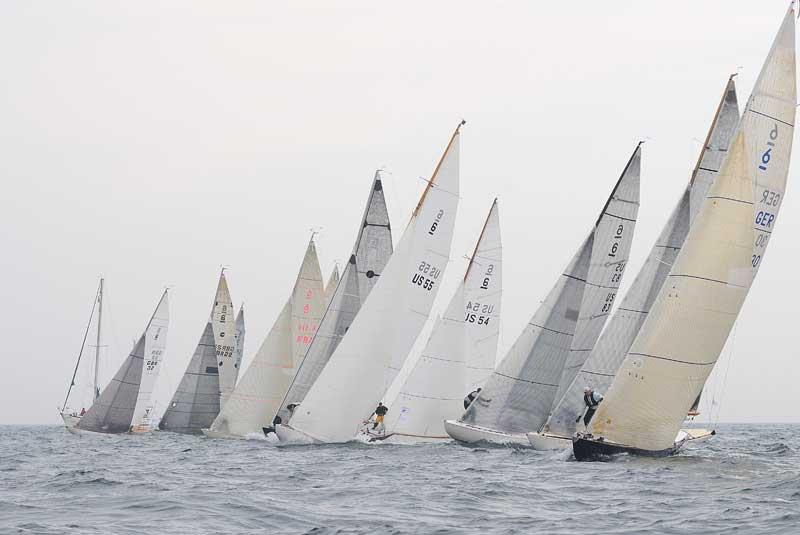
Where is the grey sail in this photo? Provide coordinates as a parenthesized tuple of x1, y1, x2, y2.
(77, 290, 168, 434)
(276, 172, 393, 423)
(159, 322, 220, 434)
(459, 146, 641, 435)
(544, 78, 739, 439)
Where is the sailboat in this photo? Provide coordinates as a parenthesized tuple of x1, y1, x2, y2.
(445, 144, 641, 445)
(60, 278, 105, 429)
(528, 76, 740, 450)
(159, 270, 242, 434)
(276, 122, 463, 444)
(73, 289, 169, 435)
(272, 171, 393, 428)
(574, 6, 796, 460)
(202, 237, 326, 439)
(382, 199, 501, 442)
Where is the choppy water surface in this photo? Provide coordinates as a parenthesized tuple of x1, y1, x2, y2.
(1, 424, 798, 534)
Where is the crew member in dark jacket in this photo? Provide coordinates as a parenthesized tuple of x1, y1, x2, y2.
(463, 388, 482, 409)
(576, 387, 604, 429)
(372, 402, 388, 429)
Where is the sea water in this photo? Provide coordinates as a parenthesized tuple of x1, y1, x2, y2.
(1, 424, 798, 534)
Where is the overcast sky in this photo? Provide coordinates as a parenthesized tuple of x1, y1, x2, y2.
(1, 1, 797, 425)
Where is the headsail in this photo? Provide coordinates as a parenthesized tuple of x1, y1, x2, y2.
(282, 122, 463, 443)
(455, 145, 640, 437)
(207, 239, 324, 438)
(387, 199, 501, 439)
(77, 290, 170, 434)
(159, 272, 236, 434)
(587, 8, 795, 453)
(275, 172, 393, 424)
(323, 265, 340, 307)
(544, 78, 739, 439)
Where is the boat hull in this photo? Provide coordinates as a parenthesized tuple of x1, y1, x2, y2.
(526, 432, 571, 450)
(573, 428, 716, 461)
(60, 412, 81, 429)
(444, 420, 529, 446)
(274, 424, 319, 444)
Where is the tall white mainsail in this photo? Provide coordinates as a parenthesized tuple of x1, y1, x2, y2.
(536, 78, 740, 446)
(77, 290, 170, 434)
(205, 239, 324, 438)
(446, 145, 640, 444)
(275, 172, 393, 424)
(159, 272, 237, 434)
(387, 199, 501, 440)
(278, 122, 463, 444)
(580, 8, 795, 457)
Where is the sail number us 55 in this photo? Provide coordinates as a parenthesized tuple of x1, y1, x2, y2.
(412, 261, 441, 291)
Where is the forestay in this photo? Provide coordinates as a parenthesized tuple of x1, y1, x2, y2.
(284, 123, 462, 443)
(77, 290, 169, 434)
(459, 145, 640, 435)
(276, 172, 393, 424)
(388, 199, 501, 439)
(159, 272, 237, 434)
(207, 240, 324, 438)
(544, 78, 739, 438)
(589, 9, 795, 452)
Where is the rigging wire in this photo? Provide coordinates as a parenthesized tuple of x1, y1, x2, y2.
(61, 280, 102, 412)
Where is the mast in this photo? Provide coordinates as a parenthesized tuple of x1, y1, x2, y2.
(93, 278, 104, 399)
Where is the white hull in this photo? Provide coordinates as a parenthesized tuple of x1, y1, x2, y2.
(275, 424, 319, 444)
(527, 432, 571, 450)
(676, 428, 715, 447)
(444, 420, 529, 446)
(60, 412, 81, 429)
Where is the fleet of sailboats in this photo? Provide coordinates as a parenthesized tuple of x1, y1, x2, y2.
(56, 7, 795, 463)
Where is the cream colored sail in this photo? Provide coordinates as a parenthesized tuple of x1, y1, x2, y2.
(589, 8, 795, 452)
(388, 200, 502, 440)
(282, 123, 463, 443)
(207, 240, 323, 438)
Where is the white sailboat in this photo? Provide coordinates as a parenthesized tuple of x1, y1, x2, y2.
(203, 238, 325, 439)
(60, 278, 105, 429)
(383, 199, 501, 442)
(276, 122, 463, 444)
(445, 144, 641, 445)
(528, 76, 740, 450)
(74, 289, 169, 435)
(272, 172, 393, 428)
(574, 7, 796, 460)
(159, 270, 239, 434)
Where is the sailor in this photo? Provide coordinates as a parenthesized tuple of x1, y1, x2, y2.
(576, 387, 603, 429)
(463, 388, 482, 409)
(372, 402, 389, 430)
(80, 407, 86, 416)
